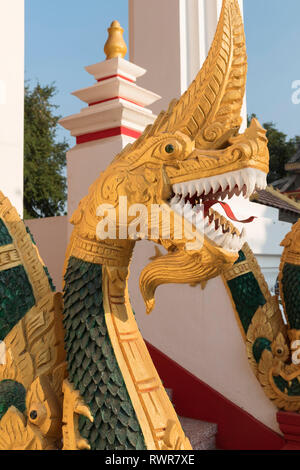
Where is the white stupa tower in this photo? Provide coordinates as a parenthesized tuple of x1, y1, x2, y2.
(59, 20, 160, 235)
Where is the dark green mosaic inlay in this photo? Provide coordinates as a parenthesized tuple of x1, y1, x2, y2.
(25, 225, 55, 292)
(25, 226, 36, 245)
(63, 257, 146, 450)
(0, 380, 26, 420)
(43, 266, 55, 292)
(0, 219, 12, 247)
(281, 263, 300, 330)
(273, 375, 300, 397)
(0, 265, 35, 341)
(252, 337, 271, 363)
(234, 250, 246, 264)
(227, 249, 266, 334)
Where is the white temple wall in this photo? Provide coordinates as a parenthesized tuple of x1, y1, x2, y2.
(0, 0, 24, 217)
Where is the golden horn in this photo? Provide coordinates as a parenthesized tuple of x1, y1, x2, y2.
(156, 0, 247, 149)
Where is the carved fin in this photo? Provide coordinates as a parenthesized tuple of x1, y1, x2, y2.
(116, 0, 247, 160)
(156, 0, 247, 148)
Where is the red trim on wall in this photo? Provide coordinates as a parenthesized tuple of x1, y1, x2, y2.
(97, 74, 134, 83)
(277, 411, 300, 450)
(145, 341, 285, 450)
(89, 96, 144, 107)
(76, 126, 141, 144)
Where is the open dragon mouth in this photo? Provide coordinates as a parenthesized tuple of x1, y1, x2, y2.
(168, 168, 267, 253)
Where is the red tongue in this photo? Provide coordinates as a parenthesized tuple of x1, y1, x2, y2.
(204, 200, 256, 224)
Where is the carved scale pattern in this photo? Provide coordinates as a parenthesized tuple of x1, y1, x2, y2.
(63, 257, 146, 450)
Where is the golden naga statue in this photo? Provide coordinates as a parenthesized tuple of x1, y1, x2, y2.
(1, 0, 299, 451)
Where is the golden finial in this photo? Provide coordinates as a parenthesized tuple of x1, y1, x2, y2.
(104, 20, 127, 60)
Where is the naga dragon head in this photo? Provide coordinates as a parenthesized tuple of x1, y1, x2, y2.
(70, 0, 269, 314)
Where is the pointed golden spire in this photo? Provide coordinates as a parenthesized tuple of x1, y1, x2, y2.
(104, 20, 127, 60)
(153, 0, 247, 149)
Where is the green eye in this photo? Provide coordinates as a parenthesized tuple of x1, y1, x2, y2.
(165, 144, 174, 154)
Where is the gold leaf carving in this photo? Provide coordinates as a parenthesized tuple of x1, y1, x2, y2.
(62, 380, 93, 451)
(0, 407, 46, 450)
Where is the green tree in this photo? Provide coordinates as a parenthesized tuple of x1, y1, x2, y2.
(248, 114, 300, 184)
(24, 83, 68, 219)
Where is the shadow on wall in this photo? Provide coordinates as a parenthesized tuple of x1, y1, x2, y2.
(25, 216, 68, 292)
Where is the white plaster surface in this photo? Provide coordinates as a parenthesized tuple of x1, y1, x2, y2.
(128, 239, 281, 435)
(0, 0, 24, 217)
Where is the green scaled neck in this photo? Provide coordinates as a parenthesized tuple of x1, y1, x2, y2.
(63, 256, 146, 450)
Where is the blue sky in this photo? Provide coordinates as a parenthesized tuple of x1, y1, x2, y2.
(25, 0, 300, 146)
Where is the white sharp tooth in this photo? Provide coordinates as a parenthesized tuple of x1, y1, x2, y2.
(220, 176, 228, 192)
(227, 234, 236, 251)
(210, 178, 219, 193)
(227, 234, 234, 250)
(170, 194, 180, 205)
(254, 171, 261, 190)
(240, 227, 247, 240)
(234, 172, 242, 191)
(246, 186, 254, 199)
(243, 169, 256, 198)
(203, 180, 211, 195)
(173, 184, 180, 195)
(222, 232, 233, 249)
(181, 184, 188, 198)
(215, 226, 223, 237)
(231, 234, 241, 251)
(196, 181, 204, 196)
(236, 235, 244, 251)
(263, 174, 267, 189)
(241, 172, 249, 195)
(258, 172, 267, 190)
(248, 169, 257, 195)
(188, 182, 195, 197)
(226, 174, 235, 192)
